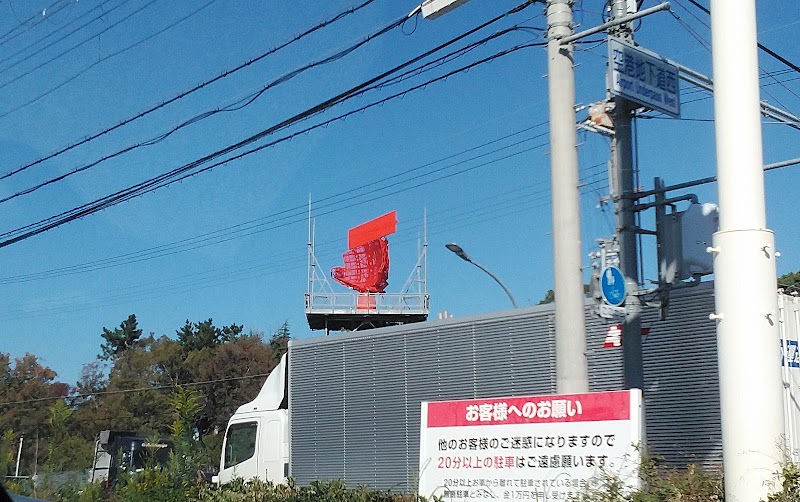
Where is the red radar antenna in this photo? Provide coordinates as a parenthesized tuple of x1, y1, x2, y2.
(331, 211, 397, 293)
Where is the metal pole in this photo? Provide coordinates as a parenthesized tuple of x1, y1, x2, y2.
(445, 243, 519, 308)
(609, 0, 644, 392)
(559, 2, 670, 44)
(469, 260, 519, 309)
(547, 0, 588, 394)
(14, 435, 23, 478)
(709, 0, 785, 499)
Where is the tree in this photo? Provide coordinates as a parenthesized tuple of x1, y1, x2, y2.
(192, 332, 280, 436)
(537, 286, 590, 305)
(177, 319, 243, 352)
(0, 353, 69, 476)
(0, 429, 15, 477)
(100, 314, 143, 360)
(779, 270, 800, 291)
(93, 334, 174, 434)
(69, 316, 289, 474)
(269, 321, 290, 359)
(43, 400, 92, 472)
(538, 290, 555, 305)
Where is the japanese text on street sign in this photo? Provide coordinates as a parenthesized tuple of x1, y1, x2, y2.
(609, 38, 680, 118)
(419, 390, 643, 502)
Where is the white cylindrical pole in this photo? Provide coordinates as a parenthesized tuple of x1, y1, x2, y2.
(14, 435, 23, 478)
(710, 1, 785, 500)
(779, 295, 794, 455)
(546, 0, 589, 394)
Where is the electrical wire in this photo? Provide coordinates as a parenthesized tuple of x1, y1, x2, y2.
(1, 135, 590, 309)
(680, 0, 800, 77)
(670, 1, 798, 112)
(0, 3, 423, 204)
(0, 165, 609, 322)
(0, 125, 551, 284)
(0, 0, 220, 119)
(0, 0, 73, 47)
(0, 0, 125, 73)
(0, 0, 161, 91)
(0, 25, 522, 206)
(0, 372, 276, 407)
(0, 5, 541, 248)
(0, 0, 381, 180)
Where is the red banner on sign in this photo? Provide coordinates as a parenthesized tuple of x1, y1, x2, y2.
(426, 391, 630, 428)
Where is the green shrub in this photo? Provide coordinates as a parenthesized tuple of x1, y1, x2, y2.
(767, 462, 800, 502)
(196, 478, 429, 502)
(572, 457, 723, 502)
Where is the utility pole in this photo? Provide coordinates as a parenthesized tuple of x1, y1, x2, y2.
(14, 435, 23, 478)
(546, 0, 589, 394)
(608, 0, 644, 391)
(709, 0, 785, 499)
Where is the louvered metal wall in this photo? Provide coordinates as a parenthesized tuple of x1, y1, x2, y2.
(289, 284, 722, 490)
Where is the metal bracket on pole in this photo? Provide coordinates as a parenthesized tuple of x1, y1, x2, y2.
(671, 61, 800, 131)
(558, 2, 670, 44)
(633, 193, 698, 212)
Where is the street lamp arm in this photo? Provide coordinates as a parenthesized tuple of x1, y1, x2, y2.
(468, 259, 520, 309)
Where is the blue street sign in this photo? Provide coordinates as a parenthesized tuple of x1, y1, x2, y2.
(782, 340, 800, 368)
(600, 266, 626, 307)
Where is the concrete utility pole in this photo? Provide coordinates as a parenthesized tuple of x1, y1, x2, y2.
(546, 0, 589, 394)
(14, 435, 23, 478)
(608, 0, 644, 392)
(709, 1, 786, 500)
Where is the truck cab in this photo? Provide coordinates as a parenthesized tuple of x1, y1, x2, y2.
(216, 354, 289, 485)
(88, 430, 173, 487)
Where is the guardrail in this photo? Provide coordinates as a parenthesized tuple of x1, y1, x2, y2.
(305, 293, 429, 315)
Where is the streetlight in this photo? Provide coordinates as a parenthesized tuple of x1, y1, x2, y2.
(445, 243, 519, 308)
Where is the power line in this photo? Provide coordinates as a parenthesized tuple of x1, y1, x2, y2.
(0, 0, 379, 180)
(0, 46, 537, 248)
(0, 5, 540, 248)
(670, 1, 799, 112)
(0, 164, 609, 321)
(0, 0, 125, 73)
(0, 0, 161, 91)
(0, 0, 212, 119)
(670, 0, 798, 106)
(0, 371, 275, 408)
(0, 123, 550, 284)
(0, 0, 73, 47)
(681, 0, 800, 76)
(0, 7, 509, 205)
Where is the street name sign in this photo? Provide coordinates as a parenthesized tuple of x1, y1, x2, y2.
(609, 38, 680, 118)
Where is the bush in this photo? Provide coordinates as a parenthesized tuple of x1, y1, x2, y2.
(767, 462, 800, 502)
(573, 457, 723, 502)
(197, 478, 426, 502)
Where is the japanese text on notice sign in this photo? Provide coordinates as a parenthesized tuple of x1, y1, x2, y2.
(419, 390, 642, 502)
(609, 38, 680, 117)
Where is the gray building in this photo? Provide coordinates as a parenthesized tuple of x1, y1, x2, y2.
(288, 284, 798, 491)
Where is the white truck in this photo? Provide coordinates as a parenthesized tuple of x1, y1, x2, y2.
(215, 285, 800, 491)
(215, 354, 289, 485)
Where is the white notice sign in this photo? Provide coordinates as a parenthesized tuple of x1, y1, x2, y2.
(418, 390, 643, 501)
(609, 38, 680, 118)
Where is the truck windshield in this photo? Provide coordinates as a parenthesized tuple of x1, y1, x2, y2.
(224, 421, 258, 468)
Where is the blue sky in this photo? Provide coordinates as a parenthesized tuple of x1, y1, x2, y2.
(0, 0, 798, 386)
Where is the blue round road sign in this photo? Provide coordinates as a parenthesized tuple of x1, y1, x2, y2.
(600, 266, 626, 307)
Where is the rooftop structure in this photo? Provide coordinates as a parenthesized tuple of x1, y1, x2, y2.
(305, 207, 429, 333)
